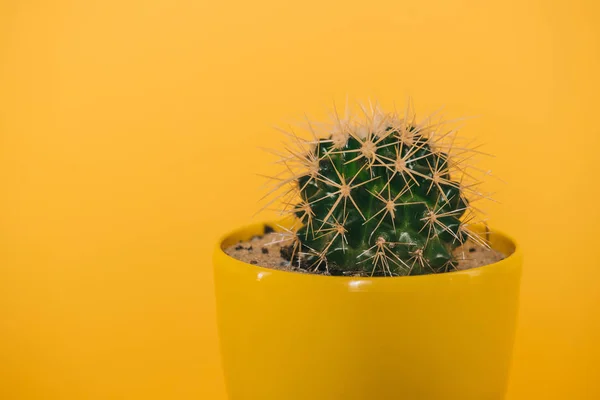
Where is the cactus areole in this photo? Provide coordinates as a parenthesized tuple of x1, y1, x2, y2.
(268, 104, 490, 276)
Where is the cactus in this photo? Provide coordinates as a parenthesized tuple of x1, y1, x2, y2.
(265, 102, 490, 276)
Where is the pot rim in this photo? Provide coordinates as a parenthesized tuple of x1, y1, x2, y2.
(214, 220, 522, 281)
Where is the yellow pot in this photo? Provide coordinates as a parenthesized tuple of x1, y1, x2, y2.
(213, 221, 522, 400)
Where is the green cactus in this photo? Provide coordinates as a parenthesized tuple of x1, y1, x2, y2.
(267, 102, 489, 276)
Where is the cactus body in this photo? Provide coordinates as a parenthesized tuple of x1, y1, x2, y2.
(270, 104, 486, 276)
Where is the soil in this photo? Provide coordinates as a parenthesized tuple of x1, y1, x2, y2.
(224, 225, 505, 276)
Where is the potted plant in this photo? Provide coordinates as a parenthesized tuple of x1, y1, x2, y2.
(213, 102, 522, 400)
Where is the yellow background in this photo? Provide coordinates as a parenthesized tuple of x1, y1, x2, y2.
(0, 1, 598, 399)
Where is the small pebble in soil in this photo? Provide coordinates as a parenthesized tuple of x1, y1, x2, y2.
(264, 224, 275, 234)
(234, 244, 243, 250)
(250, 260, 257, 265)
(280, 246, 294, 260)
(246, 246, 253, 251)
(261, 247, 269, 254)
(469, 247, 476, 253)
